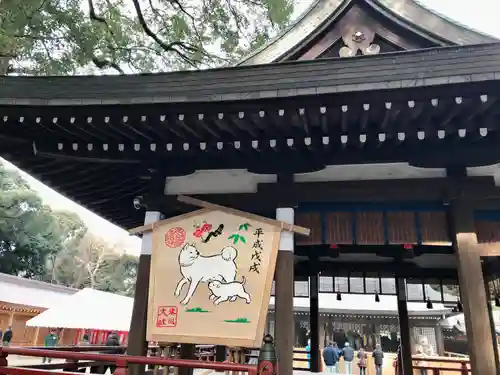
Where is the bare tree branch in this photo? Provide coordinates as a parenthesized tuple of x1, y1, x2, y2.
(40, 38, 56, 68)
(168, 0, 195, 22)
(11, 34, 64, 41)
(88, 0, 108, 24)
(130, 0, 199, 67)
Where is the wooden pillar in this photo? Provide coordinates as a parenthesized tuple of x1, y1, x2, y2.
(7, 311, 14, 326)
(449, 200, 496, 375)
(32, 327, 40, 346)
(396, 278, 412, 375)
(60, 328, 65, 345)
(275, 208, 295, 375)
(319, 317, 326, 348)
(215, 345, 227, 362)
(309, 274, 320, 373)
(128, 211, 162, 375)
(179, 344, 196, 375)
(373, 323, 380, 346)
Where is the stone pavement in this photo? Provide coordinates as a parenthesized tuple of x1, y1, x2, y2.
(8, 355, 66, 366)
(7, 357, 219, 375)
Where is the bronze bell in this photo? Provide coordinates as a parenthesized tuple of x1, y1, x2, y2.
(257, 334, 278, 375)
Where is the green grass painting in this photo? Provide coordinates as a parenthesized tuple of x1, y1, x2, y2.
(185, 307, 210, 313)
(224, 317, 250, 323)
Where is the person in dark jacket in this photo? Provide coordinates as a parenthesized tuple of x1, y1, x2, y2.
(105, 332, 121, 374)
(43, 330, 58, 363)
(106, 332, 120, 346)
(372, 344, 384, 375)
(322, 341, 338, 372)
(332, 342, 341, 373)
(2, 327, 12, 346)
(79, 334, 90, 346)
(342, 342, 355, 375)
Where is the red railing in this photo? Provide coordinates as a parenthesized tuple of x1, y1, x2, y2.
(0, 347, 257, 375)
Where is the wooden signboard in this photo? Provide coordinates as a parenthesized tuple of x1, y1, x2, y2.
(146, 207, 282, 347)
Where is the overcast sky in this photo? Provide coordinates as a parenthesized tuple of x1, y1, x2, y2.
(292, 0, 500, 38)
(417, 0, 499, 39)
(5, 0, 499, 256)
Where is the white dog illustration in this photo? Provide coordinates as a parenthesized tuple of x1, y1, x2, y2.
(174, 243, 238, 305)
(208, 276, 251, 305)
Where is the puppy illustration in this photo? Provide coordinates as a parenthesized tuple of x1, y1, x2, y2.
(174, 243, 238, 305)
(208, 276, 251, 305)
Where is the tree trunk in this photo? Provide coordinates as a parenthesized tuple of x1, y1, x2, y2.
(0, 57, 9, 75)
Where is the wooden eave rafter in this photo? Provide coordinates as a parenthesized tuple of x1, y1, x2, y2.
(2, 85, 500, 227)
(289, 311, 443, 319)
(5, 91, 500, 169)
(1, 46, 500, 229)
(0, 304, 40, 314)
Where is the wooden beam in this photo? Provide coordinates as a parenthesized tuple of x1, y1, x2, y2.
(143, 176, 500, 219)
(178, 195, 310, 235)
(476, 242, 500, 256)
(128, 195, 311, 236)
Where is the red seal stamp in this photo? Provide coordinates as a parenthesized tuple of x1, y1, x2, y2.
(165, 227, 186, 248)
(156, 306, 178, 328)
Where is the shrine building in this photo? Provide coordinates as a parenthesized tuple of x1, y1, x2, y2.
(0, 273, 76, 346)
(2, 0, 500, 374)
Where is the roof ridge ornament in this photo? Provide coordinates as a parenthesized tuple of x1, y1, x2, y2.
(339, 25, 381, 57)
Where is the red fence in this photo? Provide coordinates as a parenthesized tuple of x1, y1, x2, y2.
(0, 347, 257, 375)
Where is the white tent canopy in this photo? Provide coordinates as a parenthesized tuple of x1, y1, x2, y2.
(27, 287, 448, 333)
(26, 288, 133, 332)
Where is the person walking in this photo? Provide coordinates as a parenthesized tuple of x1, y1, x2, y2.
(106, 331, 120, 347)
(357, 347, 368, 375)
(322, 341, 338, 373)
(332, 342, 342, 373)
(79, 334, 90, 346)
(342, 342, 355, 375)
(2, 327, 12, 346)
(43, 330, 58, 363)
(105, 331, 121, 374)
(372, 344, 384, 375)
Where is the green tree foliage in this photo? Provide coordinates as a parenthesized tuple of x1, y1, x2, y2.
(97, 253, 138, 296)
(0, 164, 86, 277)
(51, 233, 138, 296)
(0, 0, 294, 75)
